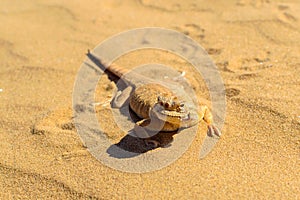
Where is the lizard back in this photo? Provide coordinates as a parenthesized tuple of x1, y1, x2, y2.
(129, 83, 175, 119)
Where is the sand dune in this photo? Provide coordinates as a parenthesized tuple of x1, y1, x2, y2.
(0, 0, 299, 199)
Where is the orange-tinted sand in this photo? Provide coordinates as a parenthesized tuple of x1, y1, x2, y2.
(0, 0, 299, 199)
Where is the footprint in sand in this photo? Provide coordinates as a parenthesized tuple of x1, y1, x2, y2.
(277, 4, 298, 22)
(216, 61, 235, 73)
(238, 73, 258, 80)
(225, 88, 240, 98)
(174, 24, 205, 40)
(31, 107, 75, 135)
(239, 54, 272, 71)
(0, 38, 28, 62)
(256, 3, 300, 45)
(138, 0, 212, 12)
(207, 48, 222, 55)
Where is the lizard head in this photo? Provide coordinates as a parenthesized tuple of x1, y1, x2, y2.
(151, 96, 191, 124)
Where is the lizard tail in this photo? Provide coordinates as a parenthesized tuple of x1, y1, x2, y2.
(106, 62, 130, 79)
(86, 49, 130, 79)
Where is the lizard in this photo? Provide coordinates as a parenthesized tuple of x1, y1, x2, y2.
(87, 50, 221, 148)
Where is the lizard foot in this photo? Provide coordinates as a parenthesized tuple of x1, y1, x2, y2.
(134, 118, 164, 138)
(144, 139, 161, 149)
(207, 125, 221, 137)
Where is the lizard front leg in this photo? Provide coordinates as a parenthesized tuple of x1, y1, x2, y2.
(198, 105, 221, 137)
(134, 119, 162, 148)
(111, 86, 133, 108)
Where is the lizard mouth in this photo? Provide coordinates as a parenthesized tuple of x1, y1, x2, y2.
(155, 109, 190, 123)
(152, 106, 199, 128)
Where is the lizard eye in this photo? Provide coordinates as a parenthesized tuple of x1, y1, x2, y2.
(165, 102, 170, 108)
(157, 96, 161, 102)
(180, 103, 185, 107)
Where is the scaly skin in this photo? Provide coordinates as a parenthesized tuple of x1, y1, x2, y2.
(98, 56, 221, 148)
(130, 83, 197, 132)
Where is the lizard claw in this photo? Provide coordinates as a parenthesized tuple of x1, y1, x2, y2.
(207, 125, 221, 137)
(145, 139, 161, 149)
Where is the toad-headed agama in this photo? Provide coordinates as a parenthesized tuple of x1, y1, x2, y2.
(89, 51, 221, 148)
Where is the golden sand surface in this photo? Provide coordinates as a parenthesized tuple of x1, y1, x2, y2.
(0, 0, 299, 199)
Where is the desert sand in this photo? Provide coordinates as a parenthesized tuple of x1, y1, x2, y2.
(0, 0, 299, 199)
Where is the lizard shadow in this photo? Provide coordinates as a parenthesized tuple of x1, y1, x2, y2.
(86, 50, 127, 89)
(106, 130, 178, 158)
(107, 107, 179, 158)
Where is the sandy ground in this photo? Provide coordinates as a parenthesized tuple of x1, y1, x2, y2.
(1, 0, 299, 199)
